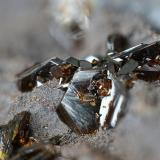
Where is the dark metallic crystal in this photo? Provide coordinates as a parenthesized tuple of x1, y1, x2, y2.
(17, 58, 77, 92)
(106, 33, 128, 53)
(9, 141, 61, 160)
(16, 36, 160, 135)
(57, 69, 100, 134)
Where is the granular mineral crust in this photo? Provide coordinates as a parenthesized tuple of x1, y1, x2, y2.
(9, 80, 69, 140)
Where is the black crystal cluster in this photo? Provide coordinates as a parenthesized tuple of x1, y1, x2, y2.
(0, 33, 159, 160)
(16, 33, 160, 134)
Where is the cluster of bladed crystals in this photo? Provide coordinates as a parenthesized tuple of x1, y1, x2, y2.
(16, 33, 160, 134)
(0, 111, 66, 160)
(0, 112, 31, 160)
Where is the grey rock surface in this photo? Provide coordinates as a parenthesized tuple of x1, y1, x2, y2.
(112, 82, 160, 160)
(9, 80, 68, 139)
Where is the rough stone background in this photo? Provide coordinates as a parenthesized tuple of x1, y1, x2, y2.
(0, 1, 160, 160)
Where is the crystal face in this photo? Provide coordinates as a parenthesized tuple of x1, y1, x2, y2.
(57, 69, 100, 134)
(17, 58, 77, 92)
(16, 36, 160, 134)
(57, 69, 126, 134)
(0, 112, 31, 159)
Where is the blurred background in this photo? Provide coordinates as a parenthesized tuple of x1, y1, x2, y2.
(0, 0, 160, 61)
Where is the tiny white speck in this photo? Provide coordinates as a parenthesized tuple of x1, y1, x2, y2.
(113, 58, 123, 62)
(59, 83, 69, 89)
(146, 58, 151, 61)
(107, 52, 114, 56)
(85, 55, 99, 63)
(37, 81, 43, 87)
(59, 77, 63, 85)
